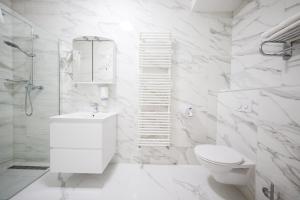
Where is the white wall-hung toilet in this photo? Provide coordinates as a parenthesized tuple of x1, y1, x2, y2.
(194, 144, 255, 185)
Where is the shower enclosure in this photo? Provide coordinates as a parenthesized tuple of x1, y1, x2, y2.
(0, 4, 59, 199)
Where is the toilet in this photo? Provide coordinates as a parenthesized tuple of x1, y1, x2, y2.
(194, 144, 255, 185)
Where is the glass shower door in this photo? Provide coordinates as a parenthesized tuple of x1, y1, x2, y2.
(0, 5, 59, 199)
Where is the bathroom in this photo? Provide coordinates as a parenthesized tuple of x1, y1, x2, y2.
(0, 0, 299, 199)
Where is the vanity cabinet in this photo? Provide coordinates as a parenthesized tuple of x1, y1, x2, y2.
(49, 112, 117, 174)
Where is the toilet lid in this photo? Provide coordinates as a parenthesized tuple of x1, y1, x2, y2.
(194, 145, 244, 165)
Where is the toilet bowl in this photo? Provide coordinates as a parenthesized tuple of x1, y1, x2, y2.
(194, 144, 255, 185)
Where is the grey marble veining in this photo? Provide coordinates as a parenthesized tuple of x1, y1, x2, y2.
(2, 1, 299, 200)
(0, 9, 14, 164)
(10, 164, 247, 200)
(11, 0, 233, 164)
(11, 25, 59, 163)
(0, 1, 60, 164)
(217, 90, 258, 200)
(256, 87, 300, 200)
(223, 0, 300, 199)
(231, 0, 300, 89)
(217, 86, 300, 200)
(224, 0, 300, 200)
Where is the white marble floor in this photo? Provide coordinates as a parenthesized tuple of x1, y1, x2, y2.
(10, 164, 247, 200)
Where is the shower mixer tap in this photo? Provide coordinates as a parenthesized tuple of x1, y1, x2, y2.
(185, 106, 193, 117)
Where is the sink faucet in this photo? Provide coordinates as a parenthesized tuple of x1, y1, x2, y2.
(90, 102, 99, 113)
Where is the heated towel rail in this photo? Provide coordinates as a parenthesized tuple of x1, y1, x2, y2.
(260, 13, 300, 60)
(138, 32, 173, 147)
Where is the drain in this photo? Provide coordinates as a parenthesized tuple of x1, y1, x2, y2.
(8, 165, 49, 170)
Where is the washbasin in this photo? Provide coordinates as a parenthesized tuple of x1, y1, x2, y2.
(50, 112, 117, 121)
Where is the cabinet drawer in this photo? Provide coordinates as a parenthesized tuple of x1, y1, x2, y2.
(50, 149, 104, 174)
(50, 122, 103, 148)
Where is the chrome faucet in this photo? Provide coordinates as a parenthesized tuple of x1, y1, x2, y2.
(90, 102, 99, 113)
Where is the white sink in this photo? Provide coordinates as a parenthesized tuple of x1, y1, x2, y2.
(49, 112, 117, 174)
(50, 112, 117, 121)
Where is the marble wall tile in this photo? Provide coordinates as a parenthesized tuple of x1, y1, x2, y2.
(256, 87, 300, 200)
(231, 0, 300, 89)
(0, 2, 60, 163)
(9, 16, 36, 161)
(231, 0, 284, 89)
(0, 107, 13, 163)
(2, 1, 299, 200)
(0, 8, 14, 163)
(285, 0, 300, 18)
(0, 0, 11, 8)
(217, 90, 258, 162)
(12, 26, 59, 163)
(216, 87, 300, 200)
(0, 9, 60, 163)
(217, 90, 258, 200)
(0, 79, 14, 164)
(225, 1, 300, 199)
(13, 0, 232, 164)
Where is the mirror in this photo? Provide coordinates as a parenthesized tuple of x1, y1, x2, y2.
(72, 36, 115, 84)
(73, 40, 92, 82)
(93, 41, 115, 83)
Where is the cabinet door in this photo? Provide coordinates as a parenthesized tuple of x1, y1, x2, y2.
(50, 149, 104, 173)
(50, 121, 103, 149)
(93, 41, 115, 83)
(73, 40, 92, 82)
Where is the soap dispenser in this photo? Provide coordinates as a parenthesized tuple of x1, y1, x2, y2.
(100, 86, 109, 112)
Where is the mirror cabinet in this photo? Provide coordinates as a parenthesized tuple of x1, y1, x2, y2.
(73, 36, 116, 84)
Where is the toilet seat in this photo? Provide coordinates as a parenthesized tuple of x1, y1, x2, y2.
(194, 144, 244, 166)
(194, 144, 255, 185)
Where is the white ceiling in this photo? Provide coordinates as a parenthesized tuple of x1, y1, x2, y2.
(191, 0, 245, 12)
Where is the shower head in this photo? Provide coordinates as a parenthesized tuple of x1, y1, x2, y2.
(4, 40, 35, 57)
(4, 40, 19, 48)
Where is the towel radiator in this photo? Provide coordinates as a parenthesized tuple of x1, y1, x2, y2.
(260, 13, 300, 60)
(138, 32, 173, 147)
